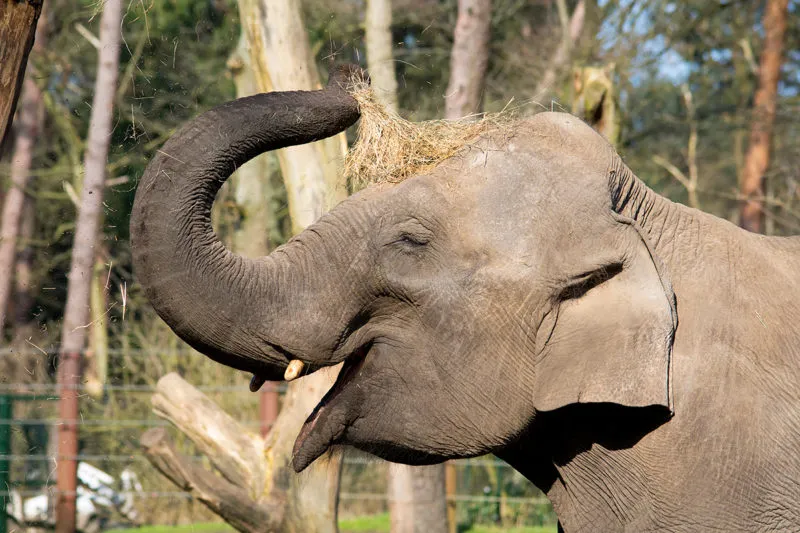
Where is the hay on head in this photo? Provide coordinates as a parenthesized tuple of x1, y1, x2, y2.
(344, 81, 511, 190)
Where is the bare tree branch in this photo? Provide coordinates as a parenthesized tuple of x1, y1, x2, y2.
(652, 84, 700, 210)
(531, 0, 586, 102)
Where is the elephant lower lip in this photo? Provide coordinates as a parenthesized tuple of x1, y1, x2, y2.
(291, 343, 370, 470)
(312, 344, 369, 412)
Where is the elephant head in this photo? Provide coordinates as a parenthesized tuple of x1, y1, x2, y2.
(131, 65, 677, 474)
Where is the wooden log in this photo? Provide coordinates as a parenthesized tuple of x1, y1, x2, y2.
(144, 372, 342, 533)
(141, 428, 283, 533)
(0, 0, 43, 147)
(152, 373, 267, 497)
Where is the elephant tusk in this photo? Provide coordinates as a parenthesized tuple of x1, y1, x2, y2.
(284, 359, 305, 382)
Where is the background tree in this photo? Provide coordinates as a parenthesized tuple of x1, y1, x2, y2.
(571, 64, 621, 146)
(0, 10, 47, 336)
(389, 464, 449, 533)
(55, 0, 123, 530)
(366, 0, 399, 112)
(739, 0, 790, 232)
(445, 0, 492, 119)
(221, 20, 283, 437)
(532, 0, 587, 102)
(0, 0, 43, 146)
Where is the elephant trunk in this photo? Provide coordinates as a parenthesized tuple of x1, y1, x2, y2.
(130, 66, 363, 379)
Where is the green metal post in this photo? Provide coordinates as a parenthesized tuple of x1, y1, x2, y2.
(0, 395, 12, 533)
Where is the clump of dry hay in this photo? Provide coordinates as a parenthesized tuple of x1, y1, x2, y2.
(344, 82, 512, 189)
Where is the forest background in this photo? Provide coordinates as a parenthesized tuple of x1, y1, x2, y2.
(0, 0, 798, 532)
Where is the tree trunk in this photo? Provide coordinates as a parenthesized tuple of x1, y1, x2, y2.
(226, 32, 280, 260)
(445, 0, 492, 120)
(56, 0, 123, 531)
(388, 463, 449, 533)
(530, 0, 586, 102)
(3, 195, 44, 382)
(12, 198, 36, 337)
(0, 8, 47, 336)
(143, 1, 349, 531)
(237, 0, 348, 228)
(0, 0, 43, 147)
(739, 0, 789, 233)
(571, 64, 620, 147)
(445, 462, 457, 533)
(366, 0, 398, 113)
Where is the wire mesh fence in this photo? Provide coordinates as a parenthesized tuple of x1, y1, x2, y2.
(0, 350, 556, 531)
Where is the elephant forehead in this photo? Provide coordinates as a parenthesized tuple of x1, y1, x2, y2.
(437, 117, 610, 180)
(352, 112, 616, 218)
(430, 144, 598, 209)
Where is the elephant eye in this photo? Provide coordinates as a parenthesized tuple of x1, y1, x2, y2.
(393, 233, 430, 247)
(384, 218, 434, 251)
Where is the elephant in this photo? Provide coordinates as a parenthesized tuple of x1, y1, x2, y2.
(131, 65, 800, 531)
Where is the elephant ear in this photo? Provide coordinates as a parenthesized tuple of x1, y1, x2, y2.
(533, 215, 677, 413)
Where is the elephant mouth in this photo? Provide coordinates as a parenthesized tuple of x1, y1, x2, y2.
(290, 342, 372, 471)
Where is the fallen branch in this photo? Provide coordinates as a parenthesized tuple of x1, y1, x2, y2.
(141, 428, 283, 533)
(151, 373, 267, 497)
(141, 371, 342, 533)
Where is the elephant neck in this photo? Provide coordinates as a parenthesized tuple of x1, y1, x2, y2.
(605, 156, 796, 308)
(498, 405, 672, 532)
(542, 450, 658, 532)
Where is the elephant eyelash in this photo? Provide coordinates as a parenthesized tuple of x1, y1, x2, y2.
(558, 262, 623, 301)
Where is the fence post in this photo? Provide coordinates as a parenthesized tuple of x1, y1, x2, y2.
(259, 385, 278, 438)
(56, 351, 80, 533)
(0, 395, 12, 533)
(445, 461, 457, 533)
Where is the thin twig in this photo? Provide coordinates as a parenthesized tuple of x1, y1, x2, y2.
(652, 155, 691, 190)
(75, 23, 101, 50)
(682, 84, 699, 209)
(652, 84, 700, 210)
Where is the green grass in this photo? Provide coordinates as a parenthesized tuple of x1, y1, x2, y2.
(339, 512, 391, 532)
(106, 518, 557, 533)
(105, 524, 234, 533)
(466, 526, 557, 533)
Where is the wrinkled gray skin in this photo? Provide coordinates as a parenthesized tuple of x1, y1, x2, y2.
(131, 69, 800, 532)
